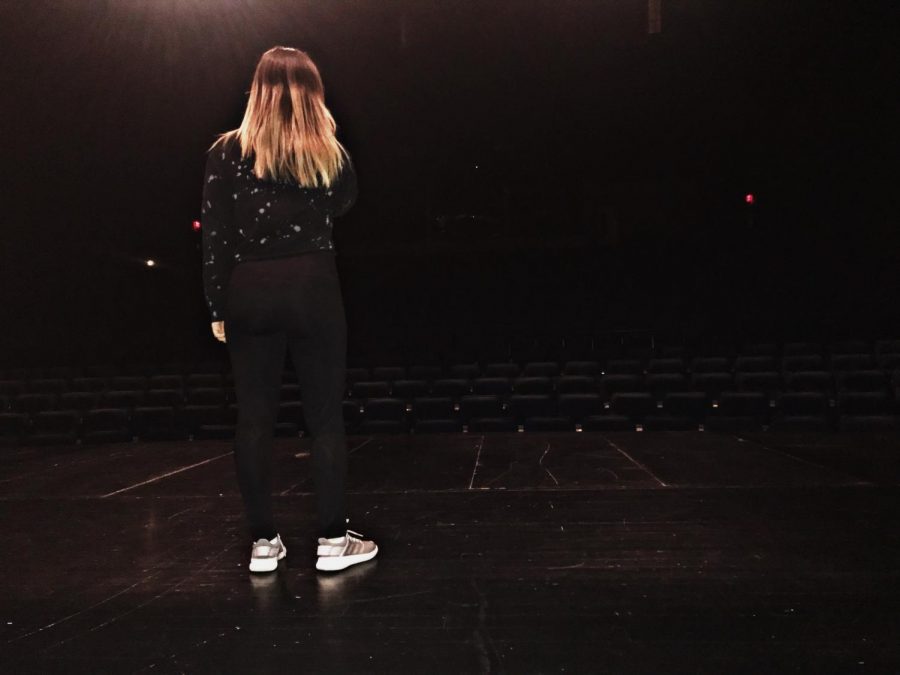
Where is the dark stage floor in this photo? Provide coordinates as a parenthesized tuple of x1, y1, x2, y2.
(1, 431, 898, 673)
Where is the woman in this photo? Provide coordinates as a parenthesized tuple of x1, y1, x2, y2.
(200, 46, 377, 573)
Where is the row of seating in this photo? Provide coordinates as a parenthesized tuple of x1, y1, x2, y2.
(3, 367, 899, 414)
(3, 336, 900, 381)
(2, 389, 898, 446)
(2, 354, 900, 396)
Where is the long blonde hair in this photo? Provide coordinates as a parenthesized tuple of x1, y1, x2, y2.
(210, 46, 347, 188)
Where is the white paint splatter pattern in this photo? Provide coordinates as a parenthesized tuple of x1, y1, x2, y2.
(199, 137, 357, 319)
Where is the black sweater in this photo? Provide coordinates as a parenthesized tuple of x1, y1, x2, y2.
(200, 135, 357, 321)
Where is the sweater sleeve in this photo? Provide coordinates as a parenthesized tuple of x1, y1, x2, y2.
(200, 140, 238, 321)
(328, 153, 358, 217)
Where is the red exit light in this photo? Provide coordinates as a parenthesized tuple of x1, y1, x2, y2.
(744, 193, 755, 205)
(192, 220, 201, 231)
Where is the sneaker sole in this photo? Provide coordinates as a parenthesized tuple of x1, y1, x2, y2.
(316, 544, 378, 572)
(249, 549, 286, 573)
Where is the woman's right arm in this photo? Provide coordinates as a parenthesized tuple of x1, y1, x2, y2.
(201, 139, 238, 322)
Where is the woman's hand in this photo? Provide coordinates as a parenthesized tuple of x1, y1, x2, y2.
(211, 321, 226, 343)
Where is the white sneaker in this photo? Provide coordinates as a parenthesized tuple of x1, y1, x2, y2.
(316, 529, 378, 572)
(249, 533, 286, 573)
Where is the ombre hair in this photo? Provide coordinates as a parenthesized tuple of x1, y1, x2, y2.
(210, 46, 347, 188)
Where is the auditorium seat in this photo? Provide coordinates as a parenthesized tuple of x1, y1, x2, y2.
(99, 390, 144, 410)
(830, 340, 870, 355)
(389, 379, 428, 399)
(0, 380, 26, 398)
(512, 376, 553, 395)
(460, 394, 515, 431)
(12, 393, 57, 414)
(144, 389, 184, 408)
(830, 354, 875, 371)
(836, 370, 889, 393)
(276, 400, 306, 436)
(345, 367, 370, 385)
(473, 377, 513, 395)
(40, 366, 79, 380)
(484, 362, 520, 378)
(109, 376, 146, 392)
(783, 342, 822, 357)
(690, 357, 731, 373)
(555, 375, 595, 394)
(70, 377, 106, 393)
(644, 392, 709, 431)
(186, 373, 224, 389)
(609, 392, 656, 425)
(562, 361, 600, 378)
(82, 408, 132, 444)
(180, 405, 234, 439)
(740, 343, 778, 356)
(132, 407, 187, 441)
(349, 381, 391, 399)
(159, 361, 188, 376)
(185, 387, 228, 406)
(508, 394, 570, 431)
(646, 373, 688, 400)
(83, 364, 117, 378)
(734, 356, 777, 373)
(604, 359, 643, 375)
(646, 358, 686, 374)
(360, 397, 408, 434)
(770, 392, 831, 432)
(448, 363, 480, 380)
(836, 392, 899, 431)
(690, 372, 733, 399)
(782, 355, 825, 372)
(0, 413, 29, 446)
(735, 372, 782, 400)
(407, 365, 443, 382)
(28, 378, 67, 395)
(705, 392, 769, 432)
(523, 361, 561, 378)
(599, 374, 643, 398)
(423, 377, 466, 399)
(27, 411, 80, 445)
(148, 375, 184, 391)
(877, 352, 900, 370)
(875, 339, 900, 356)
(784, 371, 833, 395)
(372, 366, 407, 383)
(557, 393, 604, 426)
(59, 391, 99, 413)
(411, 396, 461, 433)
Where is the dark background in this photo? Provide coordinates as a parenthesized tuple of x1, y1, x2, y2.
(1, 0, 898, 367)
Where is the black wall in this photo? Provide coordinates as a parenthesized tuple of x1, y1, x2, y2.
(2, 1, 898, 367)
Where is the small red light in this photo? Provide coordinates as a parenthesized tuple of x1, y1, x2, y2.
(192, 220, 201, 231)
(745, 193, 755, 205)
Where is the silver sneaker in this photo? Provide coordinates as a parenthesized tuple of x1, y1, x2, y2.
(249, 533, 286, 573)
(316, 529, 378, 572)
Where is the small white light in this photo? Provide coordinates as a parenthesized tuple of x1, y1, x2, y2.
(146, 259, 156, 267)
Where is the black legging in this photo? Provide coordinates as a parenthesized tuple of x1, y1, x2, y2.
(224, 251, 347, 541)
